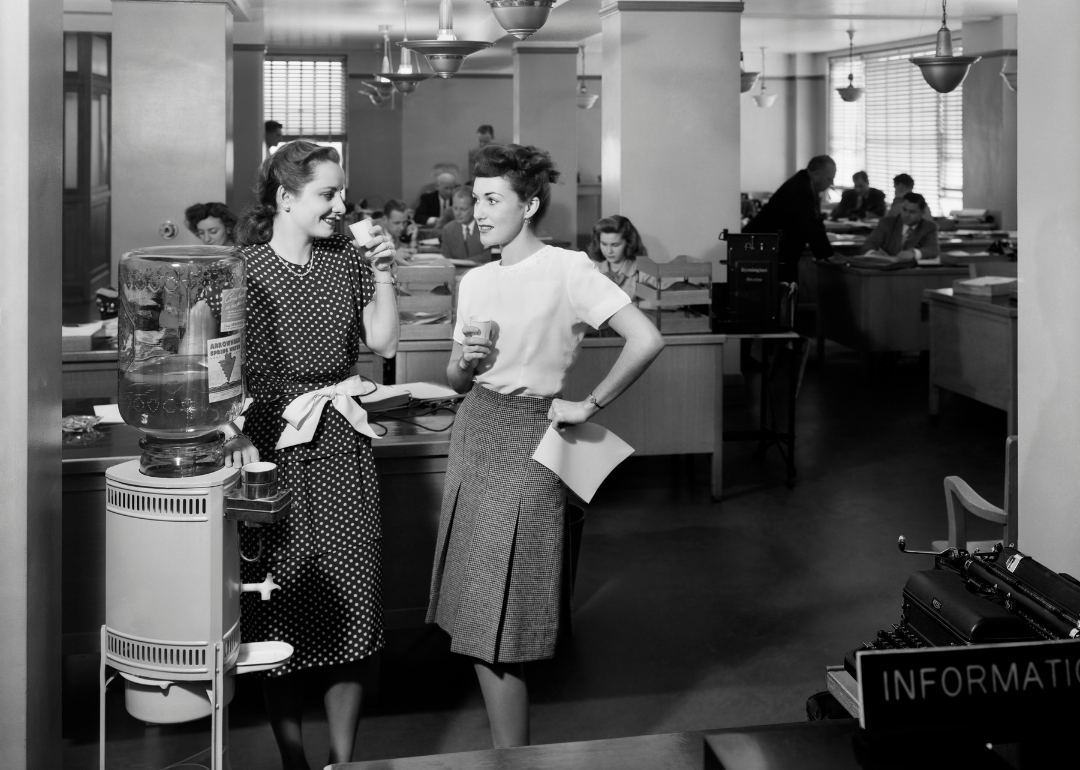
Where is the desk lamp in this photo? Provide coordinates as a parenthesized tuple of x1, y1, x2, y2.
(100, 246, 293, 770)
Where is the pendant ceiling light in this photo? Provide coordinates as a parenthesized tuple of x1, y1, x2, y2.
(740, 51, 759, 94)
(487, 0, 554, 40)
(752, 47, 776, 108)
(357, 25, 396, 106)
(910, 0, 981, 93)
(381, 0, 432, 95)
(576, 47, 598, 110)
(836, 27, 864, 102)
(399, 0, 492, 79)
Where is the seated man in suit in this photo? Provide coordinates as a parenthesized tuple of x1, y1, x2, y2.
(383, 198, 417, 256)
(886, 173, 915, 218)
(830, 170, 886, 221)
(440, 186, 489, 262)
(860, 192, 939, 259)
(415, 170, 459, 227)
(744, 154, 836, 283)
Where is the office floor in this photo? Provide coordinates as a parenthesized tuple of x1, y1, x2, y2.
(64, 344, 1010, 769)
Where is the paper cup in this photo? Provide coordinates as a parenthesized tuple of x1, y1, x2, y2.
(349, 218, 375, 247)
(470, 316, 491, 339)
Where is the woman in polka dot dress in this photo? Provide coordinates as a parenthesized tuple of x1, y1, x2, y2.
(226, 140, 399, 769)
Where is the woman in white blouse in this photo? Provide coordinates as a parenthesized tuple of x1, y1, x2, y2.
(426, 144, 665, 748)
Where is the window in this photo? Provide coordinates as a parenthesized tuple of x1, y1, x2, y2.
(264, 57, 347, 161)
(829, 42, 964, 217)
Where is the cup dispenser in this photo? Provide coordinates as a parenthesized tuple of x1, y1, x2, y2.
(100, 246, 293, 770)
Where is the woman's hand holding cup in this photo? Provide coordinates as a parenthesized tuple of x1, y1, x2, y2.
(460, 316, 492, 369)
(350, 220, 396, 273)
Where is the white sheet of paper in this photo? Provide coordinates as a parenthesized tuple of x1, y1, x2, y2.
(531, 423, 634, 503)
(399, 381, 462, 401)
(93, 403, 125, 424)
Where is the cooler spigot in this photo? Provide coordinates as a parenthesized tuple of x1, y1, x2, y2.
(242, 573, 280, 601)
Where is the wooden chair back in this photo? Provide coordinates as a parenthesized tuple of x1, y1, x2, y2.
(937, 435, 1018, 553)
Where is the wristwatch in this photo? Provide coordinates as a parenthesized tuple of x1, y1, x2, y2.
(586, 393, 605, 410)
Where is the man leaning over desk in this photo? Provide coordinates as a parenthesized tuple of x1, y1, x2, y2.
(860, 192, 939, 260)
(743, 155, 836, 282)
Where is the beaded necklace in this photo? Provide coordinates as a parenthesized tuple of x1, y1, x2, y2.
(273, 244, 316, 277)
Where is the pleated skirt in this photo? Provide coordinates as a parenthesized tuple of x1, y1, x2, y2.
(427, 385, 569, 663)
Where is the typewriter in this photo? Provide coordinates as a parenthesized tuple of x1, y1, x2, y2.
(844, 537, 1080, 679)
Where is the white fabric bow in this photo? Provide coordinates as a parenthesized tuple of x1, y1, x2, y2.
(275, 375, 379, 449)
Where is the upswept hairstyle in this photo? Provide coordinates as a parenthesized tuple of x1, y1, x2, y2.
(587, 215, 646, 263)
(472, 143, 560, 228)
(184, 202, 238, 242)
(235, 141, 340, 245)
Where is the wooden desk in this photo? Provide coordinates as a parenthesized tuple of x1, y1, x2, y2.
(61, 407, 453, 656)
(816, 260, 969, 359)
(925, 288, 1018, 434)
(382, 334, 727, 496)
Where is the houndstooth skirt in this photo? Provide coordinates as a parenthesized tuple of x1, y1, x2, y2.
(427, 385, 570, 663)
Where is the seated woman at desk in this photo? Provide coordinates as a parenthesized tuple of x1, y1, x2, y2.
(587, 215, 663, 299)
(859, 192, 940, 260)
(184, 201, 237, 246)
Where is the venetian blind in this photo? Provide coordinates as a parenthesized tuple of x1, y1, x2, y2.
(829, 42, 964, 217)
(264, 58, 346, 137)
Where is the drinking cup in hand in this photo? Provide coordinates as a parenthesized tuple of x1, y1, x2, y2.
(470, 316, 492, 340)
(349, 219, 375, 248)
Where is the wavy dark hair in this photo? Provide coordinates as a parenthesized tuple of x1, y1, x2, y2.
(184, 202, 238, 243)
(472, 143, 560, 228)
(587, 215, 646, 263)
(235, 141, 341, 245)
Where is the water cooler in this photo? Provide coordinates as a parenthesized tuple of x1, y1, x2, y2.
(100, 246, 293, 770)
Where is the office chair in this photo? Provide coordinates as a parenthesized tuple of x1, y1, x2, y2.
(932, 435, 1018, 554)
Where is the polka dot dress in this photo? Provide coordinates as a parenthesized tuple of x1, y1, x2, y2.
(238, 234, 384, 677)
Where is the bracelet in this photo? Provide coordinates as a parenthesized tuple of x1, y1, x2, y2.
(373, 275, 395, 286)
(221, 422, 244, 441)
(587, 393, 605, 410)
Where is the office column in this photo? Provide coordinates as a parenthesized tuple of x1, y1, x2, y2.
(112, 0, 240, 268)
(513, 43, 579, 244)
(601, 0, 742, 276)
(1017, 1, 1080, 573)
(0, 0, 63, 767)
(231, 18, 265, 214)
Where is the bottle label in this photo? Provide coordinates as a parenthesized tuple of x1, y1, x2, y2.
(207, 333, 243, 403)
(220, 287, 247, 332)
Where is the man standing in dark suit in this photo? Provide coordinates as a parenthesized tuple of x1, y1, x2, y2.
(860, 192, 940, 259)
(416, 171, 459, 227)
(744, 155, 836, 282)
(441, 187, 490, 262)
(830, 170, 886, 220)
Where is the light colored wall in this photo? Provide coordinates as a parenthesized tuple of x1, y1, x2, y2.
(0, 0, 63, 765)
(1017, 0, 1080, 573)
(514, 45, 579, 243)
(400, 75, 514, 202)
(112, 2, 234, 268)
(602, 5, 741, 280)
(577, 79, 602, 185)
(962, 16, 1017, 230)
(741, 52, 827, 195)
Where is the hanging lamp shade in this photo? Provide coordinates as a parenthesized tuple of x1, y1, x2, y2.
(752, 47, 775, 108)
(836, 28, 864, 102)
(359, 25, 396, 105)
(739, 52, 759, 93)
(576, 47, 598, 110)
(382, 2, 431, 95)
(398, 0, 492, 78)
(487, 0, 554, 40)
(910, 2, 980, 94)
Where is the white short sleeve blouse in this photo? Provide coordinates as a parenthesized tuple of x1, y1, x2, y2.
(453, 246, 632, 398)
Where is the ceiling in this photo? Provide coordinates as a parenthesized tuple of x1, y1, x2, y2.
(252, 0, 1017, 70)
